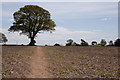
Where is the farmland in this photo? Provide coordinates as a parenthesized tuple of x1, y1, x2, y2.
(2, 46, 36, 78)
(2, 46, 119, 78)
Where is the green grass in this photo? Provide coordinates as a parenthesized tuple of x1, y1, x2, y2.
(59, 71, 69, 75)
(116, 73, 120, 77)
(102, 74, 112, 77)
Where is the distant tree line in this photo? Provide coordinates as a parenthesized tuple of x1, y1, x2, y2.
(1, 32, 120, 47)
(54, 38, 120, 47)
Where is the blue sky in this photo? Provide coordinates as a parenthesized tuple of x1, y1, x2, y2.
(1, 2, 118, 45)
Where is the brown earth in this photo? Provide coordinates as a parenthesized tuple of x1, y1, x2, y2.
(2, 46, 36, 78)
(42, 46, 119, 78)
(27, 47, 53, 78)
(2, 46, 120, 78)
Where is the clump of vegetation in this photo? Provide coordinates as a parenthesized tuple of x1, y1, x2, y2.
(59, 71, 69, 75)
(114, 38, 120, 46)
(54, 43, 61, 46)
(0, 32, 8, 44)
(45, 44, 48, 46)
(66, 39, 73, 46)
(100, 39, 107, 46)
(91, 41, 97, 46)
(101, 74, 112, 78)
(116, 73, 120, 77)
(72, 42, 80, 46)
(66, 39, 80, 46)
(81, 39, 89, 46)
(107, 40, 114, 46)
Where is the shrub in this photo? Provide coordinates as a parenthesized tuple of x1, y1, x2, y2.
(98, 43, 101, 46)
(114, 38, 120, 46)
(81, 39, 89, 46)
(100, 39, 107, 46)
(54, 43, 61, 46)
(66, 39, 73, 46)
(0, 32, 8, 44)
(108, 40, 114, 46)
(45, 44, 48, 46)
(91, 41, 97, 46)
(81, 42, 88, 46)
(66, 43, 71, 46)
(75, 43, 80, 46)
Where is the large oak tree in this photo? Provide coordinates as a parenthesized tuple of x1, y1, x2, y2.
(8, 5, 56, 46)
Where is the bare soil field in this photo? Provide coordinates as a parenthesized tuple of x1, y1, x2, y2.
(43, 46, 119, 78)
(2, 46, 36, 78)
(2, 46, 120, 78)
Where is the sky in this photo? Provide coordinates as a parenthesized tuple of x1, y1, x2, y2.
(0, 2, 118, 45)
(0, 0, 119, 2)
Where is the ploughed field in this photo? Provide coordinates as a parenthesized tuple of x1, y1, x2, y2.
(43, 46, 119, 78)
(2, 46, 119, 78)
(2, 46, 36, 78)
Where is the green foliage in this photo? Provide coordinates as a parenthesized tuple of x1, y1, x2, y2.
(8, 5, 56, 46)
(66, 39, 80, 46)
(0, 32, 8, 43)
(116, 73, 120, 77)
(54, 43, 61, 46)
(81, 42, 88, 46)
(108, 40, 114, 46)
(75, 43, 80, 46)
(81, 39, 89, 46)
(102, 74, 112, 78)
(98, 43, 101, 46)
(59, 71, 69, 75)
(45, 44, 48, 46)
(66, 43, 71, 46)
(66, 39, 73, 46)
(72, 42, 80, 46)
(67, 39, 73, 44)
(114, 38, 120, 46)
(91, 41, 97, 45)
(100, 39, 107, 46)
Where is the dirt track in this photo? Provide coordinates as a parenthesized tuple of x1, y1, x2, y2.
(27, 47, 53, 78)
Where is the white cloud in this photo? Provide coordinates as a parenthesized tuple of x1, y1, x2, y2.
(101, 17, 112, 21)
(2, 2, 117, 21)
(43, 2, 118, 20)
(1, 28, 29, 45)
(53, 27, 94, 35)
(8, 19, 14, 22)
(0, 26, 117, 45)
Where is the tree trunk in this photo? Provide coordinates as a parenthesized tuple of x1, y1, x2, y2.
(29, 37, 35, 46)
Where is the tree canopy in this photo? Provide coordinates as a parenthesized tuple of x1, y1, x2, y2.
(8, 5, 56, 46)
(66, 39, 73, 46)
(81, 39, 88, 46)
(100, 39, 107, 46)
(108, 40, 114, 46)
(91, 41, 97, 46)
(114, 38, 120, 46)
(0, 32, 8, 43)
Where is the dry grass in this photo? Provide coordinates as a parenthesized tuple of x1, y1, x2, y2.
(43, 46, 119, 78)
